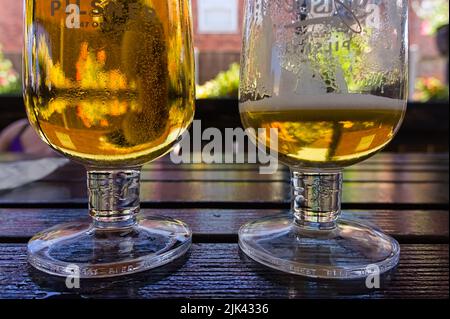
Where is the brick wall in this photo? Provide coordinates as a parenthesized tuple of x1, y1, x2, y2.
(191, 0, 244, 83)
(0, 0, 23, 71)
(1, 0, 447, 86)
(192, 0, 244, 53)
(409, 6, 448, 83)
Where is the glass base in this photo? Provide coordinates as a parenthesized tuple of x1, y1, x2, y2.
(28, 216, 192, 278)
(239, 215, 400, 279)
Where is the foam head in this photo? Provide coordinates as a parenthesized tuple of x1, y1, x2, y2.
(240, 93, 406, 112)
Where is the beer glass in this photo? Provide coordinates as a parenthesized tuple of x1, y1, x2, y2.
(23, 0, 195, 277)
(239, 0, 408, 279)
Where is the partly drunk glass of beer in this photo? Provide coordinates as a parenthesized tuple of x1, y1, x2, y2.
(239, 0, 408, 279)
(24, 0, 195, 277)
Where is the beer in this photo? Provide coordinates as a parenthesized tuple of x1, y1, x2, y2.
(240, 94, 406, 168)
(23, 0, 195, 167)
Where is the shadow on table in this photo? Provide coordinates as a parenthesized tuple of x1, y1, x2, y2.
(238, 250, 397, 298)
(27, 252, 190, 299)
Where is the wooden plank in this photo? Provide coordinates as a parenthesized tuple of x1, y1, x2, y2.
(153, 152, 450, 165)
(141, 162, 449, 172)
(42, 165, 449, 183)
(0, 244, 447, 299)
(0, 209, 447, 243)
(0, 152, 448, 168)
(0, 180, 448, 208)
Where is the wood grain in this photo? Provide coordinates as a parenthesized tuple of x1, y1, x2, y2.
(42, 165, 449, 182)
(0, 209, 447, 244)
(0, 180, 447, 208)
(0, 244, 447, 299)
(0, 152, 447, 299)
(0, 154, 447, 208)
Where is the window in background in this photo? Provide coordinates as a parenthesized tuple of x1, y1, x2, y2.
(193, 0, 243, 93)
(197, 0, 238, 34)
(195, 0, 449, 101)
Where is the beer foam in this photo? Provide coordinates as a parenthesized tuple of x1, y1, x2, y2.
(240, 94, 406, 112)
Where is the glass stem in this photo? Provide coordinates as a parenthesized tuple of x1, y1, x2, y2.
(291, 170, 343, 231)
(87, 169, 141, 229)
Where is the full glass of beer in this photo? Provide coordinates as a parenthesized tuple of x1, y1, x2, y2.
(239, 0, 408, 278)
(23, 0, 195, 277)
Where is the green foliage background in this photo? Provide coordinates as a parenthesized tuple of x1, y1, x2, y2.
(197, 63, 239, 99)
(0, 45, 21, 95)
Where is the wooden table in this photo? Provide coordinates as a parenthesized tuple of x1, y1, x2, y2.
(0, 153, 448, 299)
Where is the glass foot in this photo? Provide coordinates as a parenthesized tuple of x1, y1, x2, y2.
(28, 216, 192, 278)
(239, 214, 400, 279)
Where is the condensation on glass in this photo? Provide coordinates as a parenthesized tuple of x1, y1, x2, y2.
(24, 0, 195, 278)
(238, 0, 408, 279)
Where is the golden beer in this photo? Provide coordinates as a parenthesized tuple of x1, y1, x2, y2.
(23, 0, 195, 167)
(241, 94, 406, 168)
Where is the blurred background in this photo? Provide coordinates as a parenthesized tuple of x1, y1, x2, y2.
(1, 0, 449, 152)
